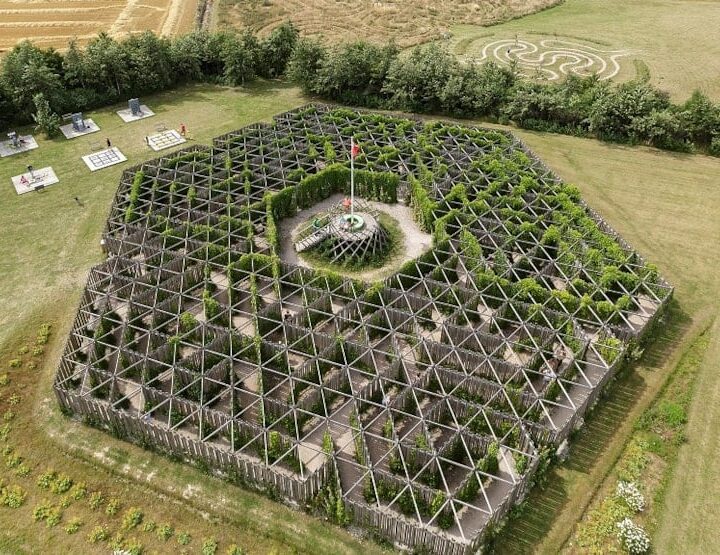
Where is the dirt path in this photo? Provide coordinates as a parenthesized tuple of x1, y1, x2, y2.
(277, 194, 432, 282)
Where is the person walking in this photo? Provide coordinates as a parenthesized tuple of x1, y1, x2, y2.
(106, 137, 112, 149)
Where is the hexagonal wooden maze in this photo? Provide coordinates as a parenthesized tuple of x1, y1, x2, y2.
(55, 104, 672, 554)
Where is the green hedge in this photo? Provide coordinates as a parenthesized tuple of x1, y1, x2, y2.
(296, 164, 347, 208)
(346, 170, 398, 204)
(265, 196, 280, 256)
(409, 175, 437, 232)
(266, 187, 296, 219)
(124, 170, 145, 223)
(267, 163, 399, 219)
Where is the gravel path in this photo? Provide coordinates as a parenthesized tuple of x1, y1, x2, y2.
(278, 194, 432, 282)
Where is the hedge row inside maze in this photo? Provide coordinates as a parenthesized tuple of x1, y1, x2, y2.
(54, 104, 672, 554)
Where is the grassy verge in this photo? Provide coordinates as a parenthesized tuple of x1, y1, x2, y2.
(653, 315, 720, 552)
(567, 324, 712, 552)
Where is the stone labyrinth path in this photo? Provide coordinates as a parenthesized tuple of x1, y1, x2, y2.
(478, 38, 629, 81)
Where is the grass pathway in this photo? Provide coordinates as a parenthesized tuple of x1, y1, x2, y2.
(655, 315, 720, 553)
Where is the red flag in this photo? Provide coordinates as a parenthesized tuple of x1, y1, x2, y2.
(351, 142, 360, 159)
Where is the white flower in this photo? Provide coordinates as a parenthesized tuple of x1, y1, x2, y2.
(616, 481, 645, 512)
(616, 517, 650, 554)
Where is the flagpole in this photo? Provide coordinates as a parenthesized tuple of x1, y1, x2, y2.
(350, 137, 355, 219)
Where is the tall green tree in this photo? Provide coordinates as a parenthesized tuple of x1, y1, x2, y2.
(384, 43, 456, 113)
(588, 81, 670, 141)
(312, 41, 398, 101)
(680, 90, 720, 148)
(123, 32, 174, 93)
(62, 40, 87, 89)
(631, 109, 691, 151)
(219, 31, 259, 86)
(287, 38, 327, 94)
(441, 61, 515, 117)
(32, 93, 61, 138)
(82, 33, 128, 97)
(258, 22, 299, 78)
(0, 41, 62, 117)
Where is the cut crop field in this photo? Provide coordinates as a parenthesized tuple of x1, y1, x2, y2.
(448, 0, 720, 101)
(0, 0, 199, 53)
(217, 0, 561, 48)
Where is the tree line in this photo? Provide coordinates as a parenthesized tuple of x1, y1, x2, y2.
(287, 40, 720, 155)
(0, 24, 299, 132)
(2, 25, 720, 156)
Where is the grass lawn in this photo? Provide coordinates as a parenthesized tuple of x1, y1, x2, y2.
(652, 318, 720, 554)
(448, 0, 720, 101)
(2, 80, 720, 553)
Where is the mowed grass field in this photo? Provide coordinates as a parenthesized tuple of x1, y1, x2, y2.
(0, 0, 198, 52)
(654, 316, 720, 553)
(447, 0, 720, 101)
(494, 130, 720, 553)
(216, 0, 560, 48)
(1, 82, 720, 553)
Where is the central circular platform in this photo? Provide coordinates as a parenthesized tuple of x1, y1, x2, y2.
(294, 203, 392, 268)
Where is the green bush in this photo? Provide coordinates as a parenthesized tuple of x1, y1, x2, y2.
(597, 336, 623, 365)
(37, 470, 56, 490)
(87, 524, 109, 544)
(203, 290, 220, 320)
(202, 538, 218, 555)
(179, 311, 197, 333)
(65, 518, 82, 534)
(50, 474, 73, 494)
(157, 523, 174, 541)
(88, 491, 104, 510)
(105, 497, 121, 516)
(122, 507, 144, 530)
(409, 175, 436, 232)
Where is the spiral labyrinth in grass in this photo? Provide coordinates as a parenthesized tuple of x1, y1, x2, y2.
(477, 38, 629, 81)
